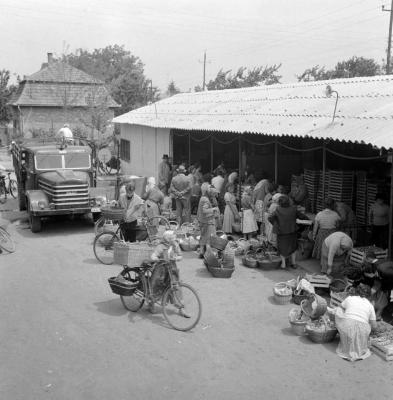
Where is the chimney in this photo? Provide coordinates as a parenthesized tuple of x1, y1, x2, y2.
(47, 52, 54, 64)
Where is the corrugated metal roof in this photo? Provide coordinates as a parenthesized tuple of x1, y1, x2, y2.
(113, 75, 393, 149)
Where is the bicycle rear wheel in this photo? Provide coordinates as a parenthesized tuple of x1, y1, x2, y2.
(93, 231, 120, 265)
(0, 183, 6, 204)
(0, 227, 16, 253)
(162, 283, 202, 331)
(9, 179, 18, 199)
(120, 269, 146, 312)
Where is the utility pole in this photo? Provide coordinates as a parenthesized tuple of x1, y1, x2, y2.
(199, 50, 210, 90)
(383, 0, 393, 74)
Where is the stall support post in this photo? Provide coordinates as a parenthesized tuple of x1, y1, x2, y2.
(210, 134, 214, 173)
(389, 152, 393, 257)
(238, 135, 242, 200)
(322, 141, 326, 202)
(188, 132, 191, 167)
(274, 139, 278, 183)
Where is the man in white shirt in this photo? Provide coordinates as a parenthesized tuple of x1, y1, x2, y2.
(211, 169, 225, 193)
(57, 124, 73, 142)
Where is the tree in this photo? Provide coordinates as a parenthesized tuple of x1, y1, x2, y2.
(0, 70, 17, 124)
(197, 65, 282, 91)
(63, 45, 160, 115)
(166, 80, 181, 97)
(297, 56, 382, 82)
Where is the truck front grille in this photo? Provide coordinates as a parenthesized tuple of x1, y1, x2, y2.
(38, 180, 89, 209)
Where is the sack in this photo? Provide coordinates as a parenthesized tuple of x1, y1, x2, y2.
(222, 246, 235, 269)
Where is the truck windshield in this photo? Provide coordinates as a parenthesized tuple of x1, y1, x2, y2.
(36, 154, 62, 169)
(65, 153, 90, 169)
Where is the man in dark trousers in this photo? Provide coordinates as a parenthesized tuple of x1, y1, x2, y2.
(169, 165, 191, 225)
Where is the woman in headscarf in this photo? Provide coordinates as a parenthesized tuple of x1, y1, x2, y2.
(142, 177, 164, 225)
(197, 183, 219, 256)
(329, 284, 377, 362)
(241, 186, 258, 239)
(321, 231, 353, 276)
(312, 198, 341, 260)
(222, 183, 240, 234)
(268, 194, 307, 269)
(265, 193, 282, 247)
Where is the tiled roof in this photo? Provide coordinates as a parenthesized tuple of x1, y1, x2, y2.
(10, 81, 119, 108)
(10, 61, 119, 108)
(26, 61, 102, 84)
(113, 75, 393, 150)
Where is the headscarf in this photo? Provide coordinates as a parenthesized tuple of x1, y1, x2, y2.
(162, 230, 176, 244)
(272, 193, 282, 203)
(146, 176, 156, 192)
(340, 234, 353, 251)
(201, 182, 210, 195)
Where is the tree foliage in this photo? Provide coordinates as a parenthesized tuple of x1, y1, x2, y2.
(63, 45, 159, 115)
(166, 80, 181, 97)
(196, 65, 282, 91)
(297, 56, 382, 81)
(0, 70, 17, 124)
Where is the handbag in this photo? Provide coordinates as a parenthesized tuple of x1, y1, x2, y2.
(232, 222, 241, 232)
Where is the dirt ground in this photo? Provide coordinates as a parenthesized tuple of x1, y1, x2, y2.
(0, 148, 392, 400)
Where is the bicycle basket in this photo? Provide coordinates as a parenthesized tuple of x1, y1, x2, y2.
(101, 206, 125, 221)
(108, 276, 139, 296)
(113, 242, 153, 267)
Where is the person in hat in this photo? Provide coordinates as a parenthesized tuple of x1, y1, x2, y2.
(169, 164, 191, 225)
(57, 123, 73, 143)
(158, 154, 171, 195)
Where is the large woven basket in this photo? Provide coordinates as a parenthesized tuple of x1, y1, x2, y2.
(273, 282, 293, 305)
(113, 242, 153, 267)
(242, 250, 258, 268)
(207, 264, 234, 278)
(210, 234, 228, 251)
(256, 249, 281, 269)
(288, 308, 310, 336)
(305, 319, 338, 343)
(300, 294, 327, 319)
(293, 289, 309, 305)
(101, 206, 125, 221)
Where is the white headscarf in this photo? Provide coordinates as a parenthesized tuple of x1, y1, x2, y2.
(146, 176, 156, 192)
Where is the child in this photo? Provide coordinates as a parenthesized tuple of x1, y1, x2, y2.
(241, 186, 258, 239)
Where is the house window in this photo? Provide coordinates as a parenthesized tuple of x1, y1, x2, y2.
(120, 138, 130, 162)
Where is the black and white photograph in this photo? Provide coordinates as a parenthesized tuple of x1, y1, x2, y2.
(1, 1, 393, 399)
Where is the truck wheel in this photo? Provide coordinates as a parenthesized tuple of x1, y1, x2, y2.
(28, 206, 42, 233)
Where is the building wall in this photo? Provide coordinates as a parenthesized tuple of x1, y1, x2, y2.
(14, 106, 115, 139)
(119, 124, 170, 179)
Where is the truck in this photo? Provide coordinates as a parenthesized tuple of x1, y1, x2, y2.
(11, 138, 107, 233)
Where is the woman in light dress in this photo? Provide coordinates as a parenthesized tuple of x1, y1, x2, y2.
(222, 184, 240, 234)
(241, 186, 258, 239)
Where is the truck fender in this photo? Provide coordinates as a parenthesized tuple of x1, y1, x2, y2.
(26, 190, 50, 211)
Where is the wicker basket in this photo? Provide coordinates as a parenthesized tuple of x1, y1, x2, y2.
(204, 247, 221, 268)
(179, 236, 199, 252)
(249, 238, 261, 251)
(113, 242, 153, 267)
(305, 319, 338, 343)
(236, 238, 251, 254)
(210, 234, 228, 251)
(288, 308, 310, 336)
(101, 206, 125, 221)
(108, 276, 139, 296)
(208, 264, 234, 278)
(256, 249, 281, 270)
(293, 289, 309, 305)
(273, 282, 293, 305)
(300, 294, 327, 319)
(242, 250, 258, 268)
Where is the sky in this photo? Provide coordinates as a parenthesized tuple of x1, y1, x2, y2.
(0, 0, 391, 93)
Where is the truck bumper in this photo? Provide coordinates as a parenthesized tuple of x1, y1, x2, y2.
(30, 207, 100, 217)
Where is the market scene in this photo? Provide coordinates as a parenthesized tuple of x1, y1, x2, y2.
(1, 1, 393, 399)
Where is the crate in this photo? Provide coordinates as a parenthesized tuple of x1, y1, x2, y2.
(349, 246, 388, 267)
(305, 273, 331, 288)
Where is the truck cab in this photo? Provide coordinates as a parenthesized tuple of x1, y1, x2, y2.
(12, 139, 107, 232)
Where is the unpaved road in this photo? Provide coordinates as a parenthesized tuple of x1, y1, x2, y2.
(0, 211, 392, 400)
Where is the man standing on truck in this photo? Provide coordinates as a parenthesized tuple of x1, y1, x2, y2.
(57, 124, 73, 143)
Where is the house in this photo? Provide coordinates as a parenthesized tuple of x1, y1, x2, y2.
(9, 53, 119, 139)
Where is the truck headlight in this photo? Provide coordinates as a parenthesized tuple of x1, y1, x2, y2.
(38, 201, 46, 209)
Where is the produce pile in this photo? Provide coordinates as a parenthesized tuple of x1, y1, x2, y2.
(370, 321, 393, 346)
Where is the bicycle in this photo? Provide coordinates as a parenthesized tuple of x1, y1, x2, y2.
(93, 215, 178, 265)
(0, 170, 18, 204)
(109, 258, 202, 331)
(0, 226, 16, 253)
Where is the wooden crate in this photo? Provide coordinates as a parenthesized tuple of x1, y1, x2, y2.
(349, 246, 388, 267)
(305, 273, 331, 288)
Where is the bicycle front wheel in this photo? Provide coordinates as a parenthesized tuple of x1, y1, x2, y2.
(0, 183, 6, 204)
(0, 227, 16, 253)
(162, 283, 202, 331)
(93, 231, 120, 265)
(120, 270, 146, 312)
(9, 179, 18, 199)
